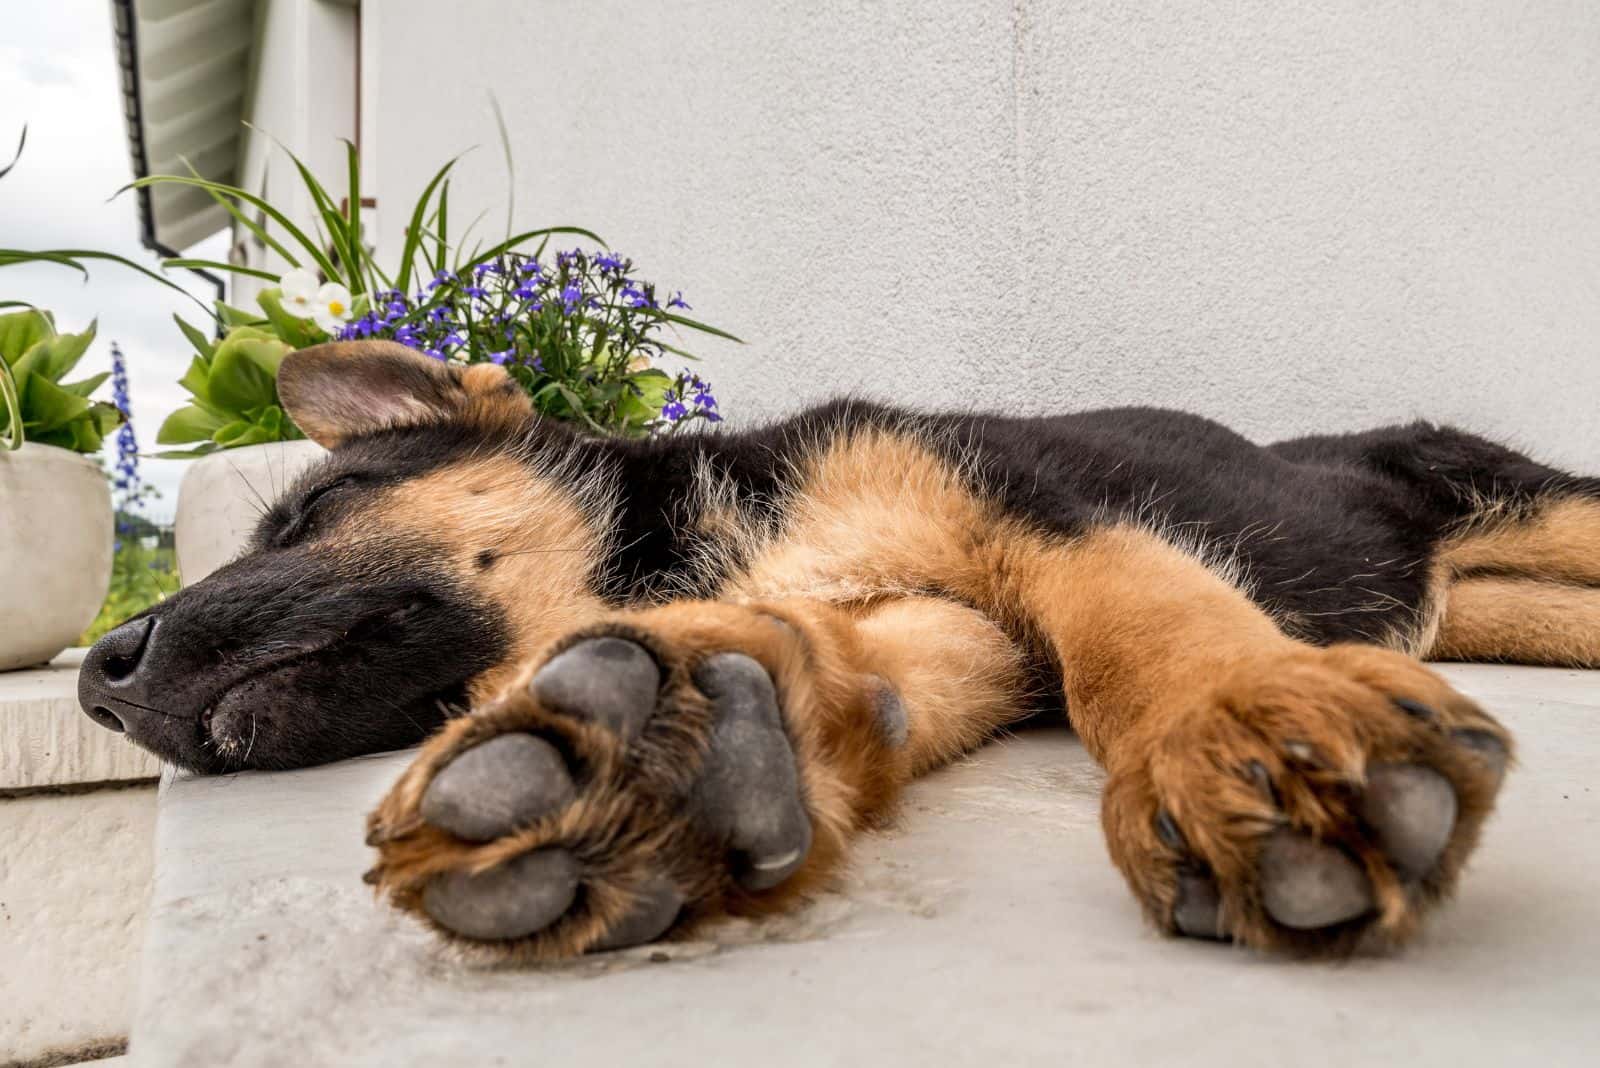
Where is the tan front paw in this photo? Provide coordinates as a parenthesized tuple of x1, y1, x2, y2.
(365, 624, 815, 961)
(1102, 644, 1511, 956)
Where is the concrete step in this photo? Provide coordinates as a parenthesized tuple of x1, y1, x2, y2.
(126, 664, 1600, 1066)
(0, 650, 161, 791)
(0, 652, 159, 1065)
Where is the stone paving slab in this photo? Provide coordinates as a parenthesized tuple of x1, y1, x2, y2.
(0, 650, 160, 791)
(130, 665, 1600, 1067)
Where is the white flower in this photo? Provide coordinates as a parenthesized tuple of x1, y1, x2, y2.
(311, 282, 353, 335)
(279, 269, 320, 318)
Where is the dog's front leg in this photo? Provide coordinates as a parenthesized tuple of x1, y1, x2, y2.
(364, 595, 1028, 959)
(1012, 526, 1513, 954)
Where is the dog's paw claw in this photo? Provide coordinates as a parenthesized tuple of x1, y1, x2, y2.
(1453, 728, 1510, 783)
(1173, 870, 1225, 940)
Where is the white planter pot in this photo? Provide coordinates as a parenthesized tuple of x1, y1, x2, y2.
(0, 443, 114, 671)
(174, 439, 328, 585)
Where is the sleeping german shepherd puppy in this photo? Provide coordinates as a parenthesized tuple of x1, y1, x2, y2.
(78, 341, 1600, 960)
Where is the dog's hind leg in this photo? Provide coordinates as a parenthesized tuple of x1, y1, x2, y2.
(1425, 492, 1600, 666)
(364, 595, 1031, 960)
(1437, 495, 1600, 588)
(1431, 577, 1600, 667)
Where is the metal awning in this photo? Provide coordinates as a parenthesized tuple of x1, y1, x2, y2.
(111, 0, 258, 254)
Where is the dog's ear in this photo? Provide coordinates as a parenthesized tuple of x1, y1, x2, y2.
(277, 341, 532, 448)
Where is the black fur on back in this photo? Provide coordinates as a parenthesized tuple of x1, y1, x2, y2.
(552, 401, 1597, 648)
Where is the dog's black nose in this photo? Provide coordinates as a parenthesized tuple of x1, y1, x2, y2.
(78, 617, 159, 736)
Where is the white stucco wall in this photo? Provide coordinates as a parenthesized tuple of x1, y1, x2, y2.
(363, 0, 1600, 471)
(233, 0, 358, 300)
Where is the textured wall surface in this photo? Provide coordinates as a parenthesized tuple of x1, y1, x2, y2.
(0, 786, 155, 1063)
(367, 0, 1600, 470)
(233, 0, 358, 303)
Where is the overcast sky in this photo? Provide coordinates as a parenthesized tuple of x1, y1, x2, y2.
(2, 1, 229, 518)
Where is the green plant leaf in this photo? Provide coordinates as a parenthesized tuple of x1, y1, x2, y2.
(489, 93, 515, 240)
(395, 156, 461, 293)
(155, 443, 222, 459)
(59, 371, 111, 399)
(120, 173, 339, 282)
(215, 300, 269, 329)
(30, 318, 97, 380)
(183, 156, 302, 268)
(455, 226, 607, 276)
(0, 308, 54, 365)
(213, 418, 276, 448)
(344, 138, 364, 295)
(0, 361, 21, 449)
(0, 247, 208, 312)
(173, 314, 214, 359)
(0, 124, 25, 181)
(435, 179, 450, 273)
(23, 375, 92, 433)
(157, 404, 227, 445)
(656, 311, 744, 343)
(552, 384, 607, 433)
(178, 354, 213, 403)
(163, 257, 279, 282)
(207, 338, 285, 411)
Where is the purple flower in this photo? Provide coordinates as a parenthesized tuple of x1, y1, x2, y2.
(560, 282, 582, 314)
(667, 291, 691, 310)
(488, 349, 513, 365)
(620, 282, 655, 309)
(595, 252, 626, 274)
(108, 342, 149, 510)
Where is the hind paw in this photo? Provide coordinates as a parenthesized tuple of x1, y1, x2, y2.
(366, 626, 820, 959)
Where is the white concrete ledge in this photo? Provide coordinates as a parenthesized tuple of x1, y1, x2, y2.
(130, 665, 1600, 1067)
(1, 651, 161, 792)
(0, 652, 160, 1065)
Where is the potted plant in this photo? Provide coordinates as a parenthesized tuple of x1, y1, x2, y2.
(127, 140, 736, 582)
(0, 311, 120, 669)
(154, 307, 327, 583)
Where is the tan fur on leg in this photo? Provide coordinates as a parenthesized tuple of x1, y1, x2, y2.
(1431, 577, 1600, 667)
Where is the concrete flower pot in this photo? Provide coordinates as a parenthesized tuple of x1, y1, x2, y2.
(0, 443, 114, 671)
(174, 439, 328, 585)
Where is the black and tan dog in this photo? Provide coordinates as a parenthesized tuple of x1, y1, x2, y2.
(79, 341, 1600, 959)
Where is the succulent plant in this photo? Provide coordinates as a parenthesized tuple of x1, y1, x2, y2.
(0, 309, 121, 452)
(155, 315, 303, 457)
